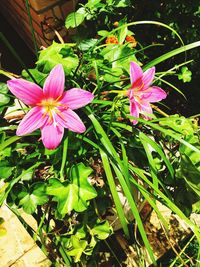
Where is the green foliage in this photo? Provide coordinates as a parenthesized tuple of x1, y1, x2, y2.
(8, 182, 48, 214)
(0, 217, 6, 237)
(47, 163, 97, 216)
(36, 42, 79, 75)
(178, 66, 192, 83)
(1, 0, 200, 266)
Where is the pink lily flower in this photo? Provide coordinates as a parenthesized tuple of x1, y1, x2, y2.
(127, 61, 167, 125)
(7, 64, 94, 149)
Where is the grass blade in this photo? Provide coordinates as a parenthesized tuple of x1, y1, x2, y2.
(100, 149, 130, 238)
(143, 41, 200, 70)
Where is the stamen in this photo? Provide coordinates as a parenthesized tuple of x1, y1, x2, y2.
(38, 97, 67, 125)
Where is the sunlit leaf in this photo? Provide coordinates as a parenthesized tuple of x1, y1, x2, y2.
(47, 163, 97, 216)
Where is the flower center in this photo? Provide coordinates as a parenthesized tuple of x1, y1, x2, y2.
(41, 98, 59, 112)
(39, 98, 61, 125)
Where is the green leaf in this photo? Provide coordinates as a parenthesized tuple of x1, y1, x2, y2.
(118, 25, 128, 44)
(65, 8, 86, 29)
(0, 83, 10, 106)
(176, 155, 200, 197)
(36, 42, 79, 75)
(0, 161, 13, 179)
(78, 38, 98, 51)
(159, 115, 196, 136)
(67, 236, 87, 262)
(90, 220, 112, 240)
(180, 135, 200, 168)
(97, 30, 109, 37)
(113, 0, 130, 7)
(0, 217, 6, 237)
(143, 41, 200, 71)
(47, 163, 97, 216)
(18, 182, 48, 214)
(178, 66, 192, 83)
(21, 68, 47, 86)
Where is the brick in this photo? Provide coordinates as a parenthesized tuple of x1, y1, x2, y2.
(0, 0, 77, 52)
(29, 0, 61, 12)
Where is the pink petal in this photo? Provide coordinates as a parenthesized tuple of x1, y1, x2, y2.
(141, 86, 167, 103)
(41, 124, 64, 150)
(43, 64, 65, 99)
(56, 108, 86, 133)
(142, 67, 155, 90)
(7, 79, 43, 106)
(61, 88, 94, 110)
(130, 99, 140, 125)
(130, 61, 143, 86)
(140, 102, 153, 120)
(16, 106, 47, 136)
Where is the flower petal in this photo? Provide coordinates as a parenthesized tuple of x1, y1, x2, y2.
(141, 86, 167, 103)
(142, 67, 155, 90)
(7, 79, 43, 106)
(130, 99, 140, 125)
(41, 124, 64, 150)
(61, 88, 94, 110)
(56, 108, 86, 133)
(43, 64, 65, 99)
(16, 106, 47, 136)
(140, 102, 153, 120)
(130, 61, 143, 86)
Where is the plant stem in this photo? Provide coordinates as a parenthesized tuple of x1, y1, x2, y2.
(60, 135, 69, 181)
(25, 0, 39, 58)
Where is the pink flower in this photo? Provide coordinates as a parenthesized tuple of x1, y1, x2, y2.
(127, 61, 167, 125)
(7, 64, 94, 149)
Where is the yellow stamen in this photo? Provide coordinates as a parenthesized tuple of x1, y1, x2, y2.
(37, 98, 67, 125)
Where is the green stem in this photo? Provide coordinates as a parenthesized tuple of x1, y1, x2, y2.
(60, 136, 69, 181)
(104, 240, 123, 267)
(25, 0, 39, 57)
(58, 243, 71, 266)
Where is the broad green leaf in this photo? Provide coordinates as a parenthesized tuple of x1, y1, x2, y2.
(0, 167, 13, 180)
(0, 161, 13, 179)
(180, 135, 200, 168)
(65, 8, 86, 29)
(21, 68, 47, 85)
(78, 38, 98, 51)
(0, 83, 10, 106)
(85, 0, 101, 9)
(178, 66, 192, 83)
(159, 115, 196, 136)
(67, 236, 87, 262)
(47, 163, 97, 216)
(37, 42, 79, 75)
(90, 220, 112, 240)
(176, 155, 200, 197)
(97, 30, 109, 37)
(118, 25, 128, 44)
(18, 182, 48, 214)
(113, 0, 130, 7)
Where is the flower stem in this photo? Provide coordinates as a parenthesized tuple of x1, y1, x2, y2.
(60, 135, 69, 182)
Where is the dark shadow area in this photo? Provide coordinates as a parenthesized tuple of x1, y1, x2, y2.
(0, 14, 35, 76)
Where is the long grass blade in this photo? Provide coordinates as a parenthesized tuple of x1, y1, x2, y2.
(129, 166, 200, 238)
(112, 163, 157, 266)
(143, 41, 200, 70)
(100, 149, 130, 238)
(139, 132, 174, 178)
(25, 0, 39, 57)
